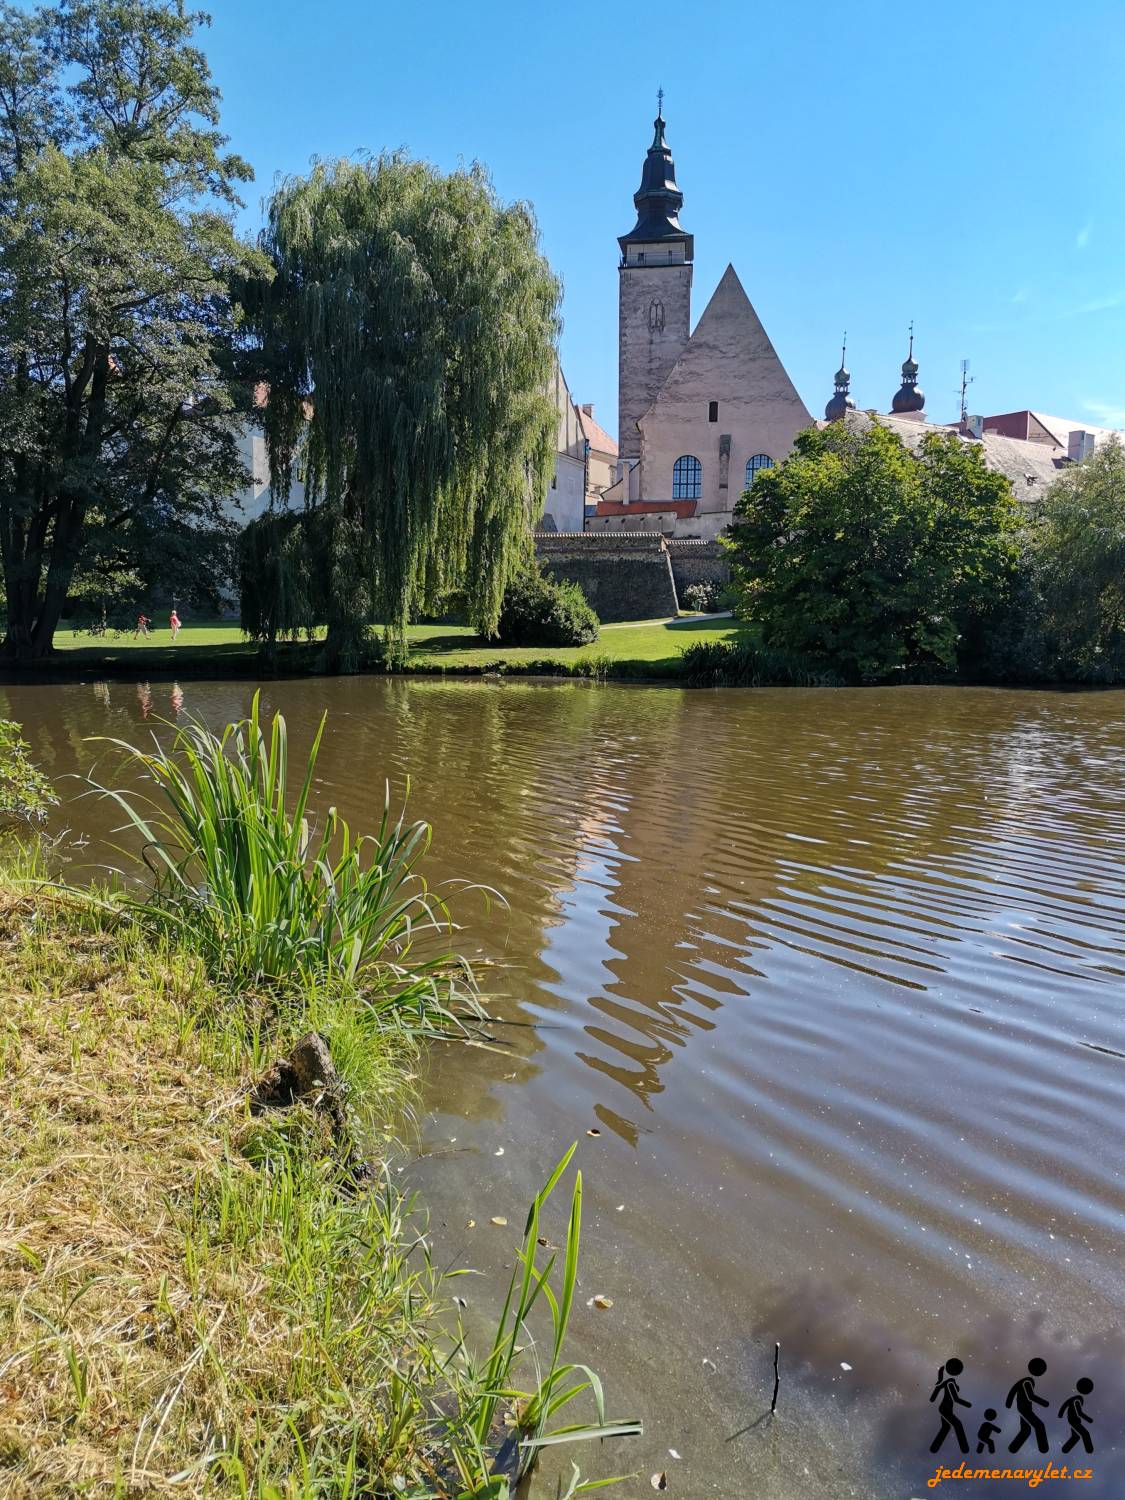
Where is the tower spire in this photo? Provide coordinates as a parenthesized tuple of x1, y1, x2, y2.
(825, 331, 855, 421)
(618, 101, 693, 261)
(891, 323, 925, 414)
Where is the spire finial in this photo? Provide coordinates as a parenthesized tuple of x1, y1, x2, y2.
(657, 86, 664, 119)
(892, 322, 925, 413)
(826, 331, 855, 421)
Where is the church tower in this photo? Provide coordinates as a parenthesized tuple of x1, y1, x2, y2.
(617, 101, 693, 468)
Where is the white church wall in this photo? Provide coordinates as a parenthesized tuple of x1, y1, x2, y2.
(540, 451, 586, 533)
(637, 266, 812, 528)
(227, 424, 307, 526)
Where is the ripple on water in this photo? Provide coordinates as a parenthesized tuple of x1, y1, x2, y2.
(8, 677, 1125, 1497)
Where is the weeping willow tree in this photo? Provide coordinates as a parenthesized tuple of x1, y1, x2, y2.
(241, 154, 562, 668)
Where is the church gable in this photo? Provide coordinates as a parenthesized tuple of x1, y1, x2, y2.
(634, 264, 812, 525)
(641, 264, 811, 425)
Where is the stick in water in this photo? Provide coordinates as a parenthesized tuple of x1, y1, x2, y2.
(771, 1341, 781, 1413)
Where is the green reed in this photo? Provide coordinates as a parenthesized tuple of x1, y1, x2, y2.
(84, 692, 482, 1030)
(446, 1144, 641, 1494)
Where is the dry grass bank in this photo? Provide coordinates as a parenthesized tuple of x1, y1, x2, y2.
(0, 694, 637, 1497)
(0, 885, 433, 1498)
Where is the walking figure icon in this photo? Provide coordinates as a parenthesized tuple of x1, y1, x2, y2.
(1006, 1358, 1050, 1454)
(1059, 1379, 1094, 1455)
(929, 1358, 972, 1454)
(922, 1355, 1098, 1464)
(976, 1408, 1001, 1454)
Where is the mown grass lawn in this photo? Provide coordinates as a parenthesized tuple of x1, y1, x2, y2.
(51, 614, 752, 677)
(405, 614, 747, 672)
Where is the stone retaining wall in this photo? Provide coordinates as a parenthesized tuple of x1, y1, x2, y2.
(534, 532, 679, 623)
(666, 539, 730, 597)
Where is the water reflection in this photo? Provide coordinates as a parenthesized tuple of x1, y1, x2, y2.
(5, 676, 1125, 1496)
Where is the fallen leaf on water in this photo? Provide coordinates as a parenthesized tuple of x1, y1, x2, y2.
(537, 1235, 555, 1249)
(615, 1204, 624, 1212)
(586, 1294, 613, 1310)
(702, 1357, 716, 1372)
(840, 1362, 852, 1372)
(651, 1473, 668, 1491)
(494, 1147, 504, 1156)
(490, 1216, 508, 1227)
(586, 1128, 601, 1137)
(465, 1219, 475, 1229)
(668, 1449, 682, 1460)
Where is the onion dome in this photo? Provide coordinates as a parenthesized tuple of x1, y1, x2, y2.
(891, 327, 925, 413)
(824, 334, 856, 421)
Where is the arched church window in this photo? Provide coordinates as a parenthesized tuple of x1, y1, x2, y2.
(745, 453, 774, 487)
(649, 299, 665, 332)
(672, 454, 702, 500)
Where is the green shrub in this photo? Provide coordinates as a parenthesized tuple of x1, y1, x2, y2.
(681, 639, 844, 687)
(1029, 437, 1125, 682)
(493, 564, 599, 647)
(0, 720, 56, 825)
(726, 421, 1021, 682)
(680, 580, 724, 612)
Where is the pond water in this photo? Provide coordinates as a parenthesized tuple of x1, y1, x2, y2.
(7, 675, 1125, 1498)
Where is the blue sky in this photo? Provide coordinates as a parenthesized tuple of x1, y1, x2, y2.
(199, 0, 1125, 435)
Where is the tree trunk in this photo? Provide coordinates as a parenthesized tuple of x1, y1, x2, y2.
(30, 499, 86, 658)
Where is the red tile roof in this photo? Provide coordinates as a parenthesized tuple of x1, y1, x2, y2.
(594, 499, 697, 518)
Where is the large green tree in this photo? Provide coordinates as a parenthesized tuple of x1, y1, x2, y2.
(1029, 436, 1125, 681)
(0, 0, 259, 659)
(241, 155, 562, 668)
(726, 420, 1021, 682)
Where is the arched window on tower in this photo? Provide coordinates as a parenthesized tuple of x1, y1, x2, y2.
(745, 453, 774, 488)
(649, 299, 665, 332)
(672, 454, 702, 500)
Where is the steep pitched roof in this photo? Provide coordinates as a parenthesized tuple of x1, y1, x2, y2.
(639, 264, 812, 427)
(577, 407, 618, 457)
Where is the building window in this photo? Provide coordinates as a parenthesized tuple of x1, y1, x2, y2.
(708, 401, 719, 423)
(745, 453, 774, 487)
(672, 454, 702, 500)
(649, 299, 665, 332)
(636, 251, 645, 265)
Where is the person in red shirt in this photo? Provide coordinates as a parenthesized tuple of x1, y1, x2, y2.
(134, 612, 151, 638)
(169, 609, 181, 641)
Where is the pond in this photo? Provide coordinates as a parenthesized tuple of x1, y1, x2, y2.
(6, 675, 1125, 1497)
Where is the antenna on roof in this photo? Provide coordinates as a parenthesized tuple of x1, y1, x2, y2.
(959, 358, 974, 425)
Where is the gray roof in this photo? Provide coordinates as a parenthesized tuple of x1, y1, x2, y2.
(1028, 411, 1121, 448)
(842, 410, 1065, 502)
